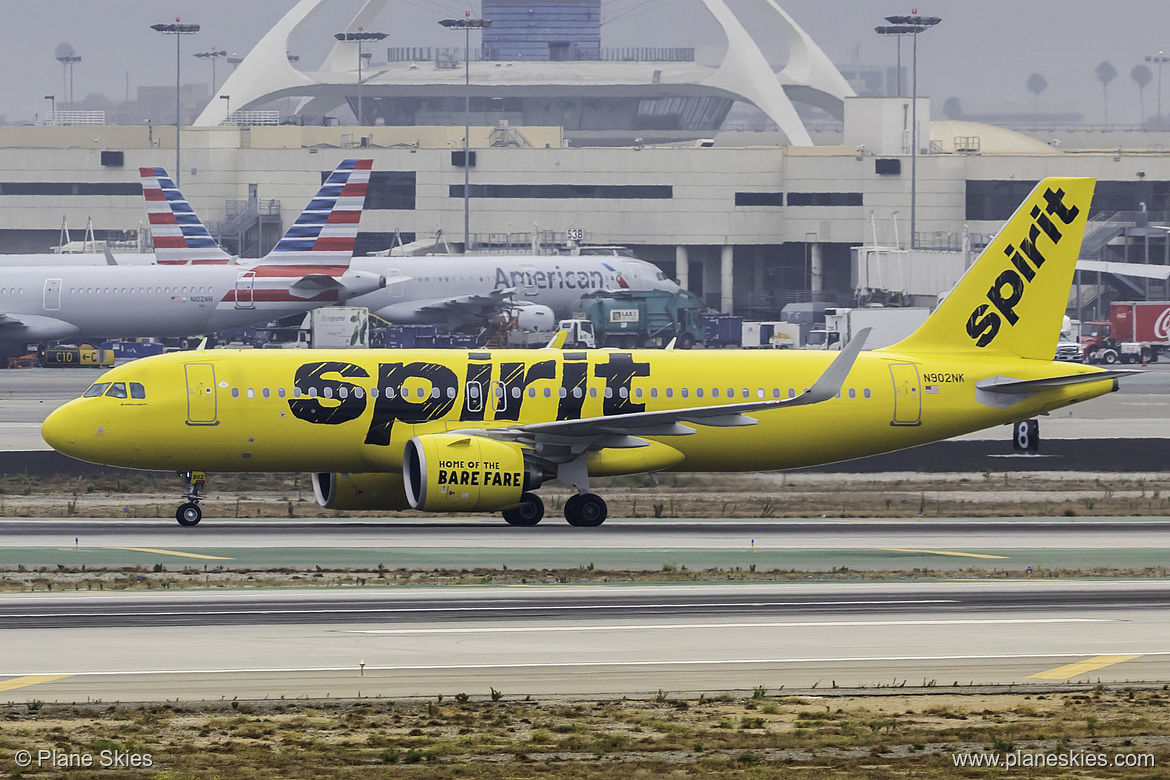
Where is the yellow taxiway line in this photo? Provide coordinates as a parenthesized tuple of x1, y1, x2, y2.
(0, 674, 72, 693)
(882, 548, 1010, 560)
(107, 547, 234, 560)
(1029, 654, 1145, 680)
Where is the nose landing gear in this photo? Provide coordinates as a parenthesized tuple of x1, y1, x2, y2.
(176, 471, 206, 527)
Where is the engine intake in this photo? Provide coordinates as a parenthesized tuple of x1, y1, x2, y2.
(405, 433, 538, 512)
(313, 472, 411, 511)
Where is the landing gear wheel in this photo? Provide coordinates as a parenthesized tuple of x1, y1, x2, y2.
(176, 502, 202, 527)
(503, 492, 544, 526)
(564, 493, 607, 527)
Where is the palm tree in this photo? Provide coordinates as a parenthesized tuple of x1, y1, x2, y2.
(1026, 72, 1048, 113)
(1132, 63, 1153, 122)
(1095, 61, 1117, 124)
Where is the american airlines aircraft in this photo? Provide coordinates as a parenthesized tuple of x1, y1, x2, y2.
(346, 252, 679, 329)
(0, 160, 386, 367)
(138, 168, 678, 329)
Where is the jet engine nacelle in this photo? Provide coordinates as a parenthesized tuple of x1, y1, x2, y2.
(404, 433, 539, 512)
(511, 302, 556, 332)
(312, 471, 411, 510)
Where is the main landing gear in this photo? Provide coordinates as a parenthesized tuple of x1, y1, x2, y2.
(564, 493, 607, 527)
(502, 492, 545, 526)
(176, 470, 206, 526)
(559, 456, 608, 527)
(501, 491, 609, 527)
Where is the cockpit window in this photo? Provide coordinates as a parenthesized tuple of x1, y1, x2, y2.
(83, 383, 110, 398)
(130, 382, 146, 399)
(106, 382, 128, 399)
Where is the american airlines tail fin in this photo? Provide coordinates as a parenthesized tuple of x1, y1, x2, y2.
(885, 177, 1095, 360)
(257, 158, 372, 273)
(140, 167, 233, 265)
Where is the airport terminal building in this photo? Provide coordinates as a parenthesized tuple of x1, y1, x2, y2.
(2, 0, 1169, 320)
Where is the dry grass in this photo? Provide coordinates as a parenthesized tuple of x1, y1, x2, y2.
(2, 689, 1169, 778)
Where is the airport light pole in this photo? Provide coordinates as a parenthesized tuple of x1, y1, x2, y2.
(876, 13, 940, 250)
(152, 19, 200, 187)
(194, 47, 227, 94)
(1146, 51, 1170, 121)
(333, 28, 388, 127)
(440, 12, 492, 253)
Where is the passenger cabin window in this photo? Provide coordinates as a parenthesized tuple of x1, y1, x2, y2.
(83, 383, 111, 398)
(130, 382, 146, 400)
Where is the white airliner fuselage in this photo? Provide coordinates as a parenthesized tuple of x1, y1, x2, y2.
(347, 255, 678, 327)
(0, 263, 383, 357)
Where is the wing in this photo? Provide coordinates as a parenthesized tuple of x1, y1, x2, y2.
(415, 287, 517, 316)
(452, 328, 871, 466)
(0, 312, 79, 341)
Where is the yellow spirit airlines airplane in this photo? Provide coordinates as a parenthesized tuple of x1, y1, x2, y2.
(42, 178, 1136, 527)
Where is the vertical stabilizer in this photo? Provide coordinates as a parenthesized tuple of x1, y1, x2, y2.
(885, 177, 1095, 359)
(259, 158, 372, 272)
(140, 167, 233, 265)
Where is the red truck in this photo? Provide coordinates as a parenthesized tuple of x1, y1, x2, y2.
(1081, 301, 1170, 364)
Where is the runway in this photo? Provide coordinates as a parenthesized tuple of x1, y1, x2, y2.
(3, 517, 1170, 570)
(2, 582, 1169, 702)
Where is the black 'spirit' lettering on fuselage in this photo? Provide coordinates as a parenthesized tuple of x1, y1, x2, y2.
(363, 362, 458, 446)
(289, 361, 369, 425)
(594, 353, 650, 415)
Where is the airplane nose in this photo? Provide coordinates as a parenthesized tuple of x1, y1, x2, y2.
(41, 403, 80, 457)
(42, 401, 109, 464)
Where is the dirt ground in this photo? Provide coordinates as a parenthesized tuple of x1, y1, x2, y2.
(2, 688, 1167, 778)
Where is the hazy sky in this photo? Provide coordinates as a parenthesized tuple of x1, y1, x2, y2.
(1, 0, 1167, 124)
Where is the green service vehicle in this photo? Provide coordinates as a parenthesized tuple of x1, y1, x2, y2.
(566, 289, 705, 349)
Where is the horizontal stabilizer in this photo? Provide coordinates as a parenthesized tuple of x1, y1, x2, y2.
(288, 274, 345, 299)
(976, 369, 1139, 395)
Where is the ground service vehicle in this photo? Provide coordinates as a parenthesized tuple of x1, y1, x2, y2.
(808, 307, 932, 350)
(1081, 301, 1170, 364)
(571, 289, 704, 349)
(42, 178, 1138, 529)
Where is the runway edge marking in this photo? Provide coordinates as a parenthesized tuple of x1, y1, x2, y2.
(106, 547, 234, 560)
(882, 548, 1010, 559)
(0, 674, 72, 693)
(1028, 654, 1145, 680)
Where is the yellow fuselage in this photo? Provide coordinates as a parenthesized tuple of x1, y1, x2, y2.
(42, 347, 1114, 475)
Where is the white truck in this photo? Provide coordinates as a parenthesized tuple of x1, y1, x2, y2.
(806, 307, 931, 350)
(310, 307, 369, 349)
(741, 321, 800, 348)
